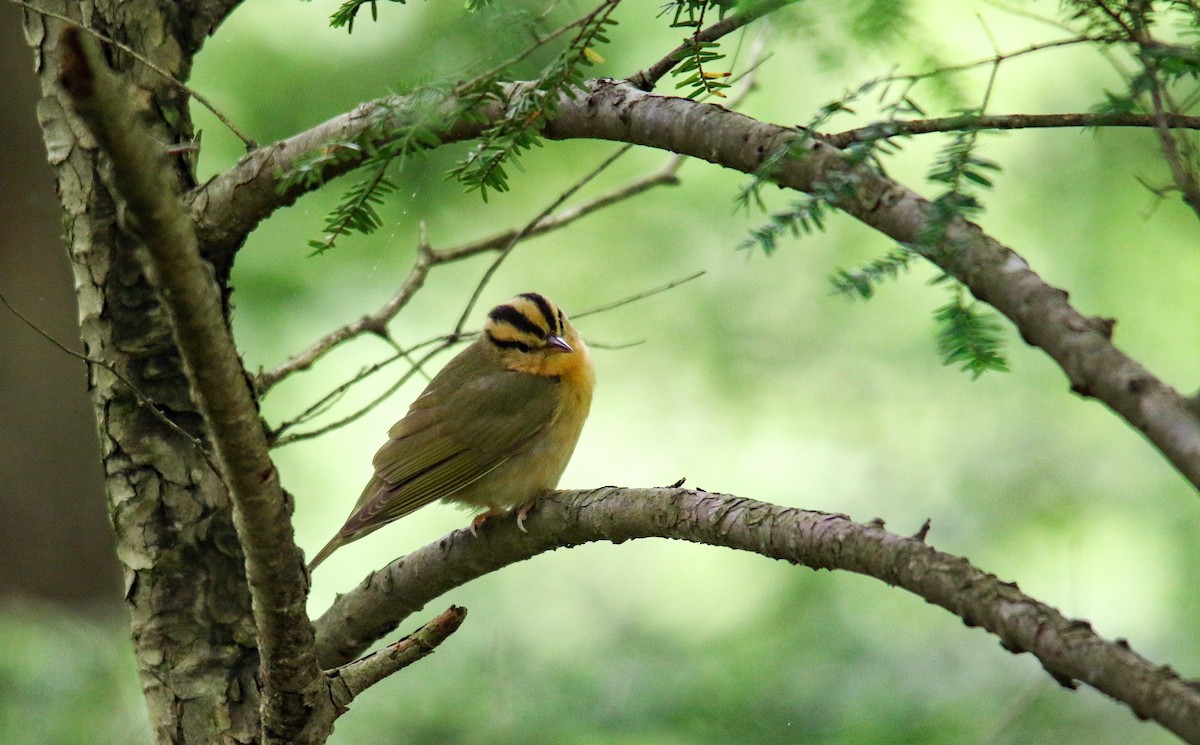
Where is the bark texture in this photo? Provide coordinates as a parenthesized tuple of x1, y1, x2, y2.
(23, 3, 259, 743)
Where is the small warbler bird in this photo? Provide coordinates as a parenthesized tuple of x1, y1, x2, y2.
(307, 292, 594, 571)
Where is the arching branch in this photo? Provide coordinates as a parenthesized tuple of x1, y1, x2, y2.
(542, 80, 1200, 491)
(188, 94, 499, 267)
(312, 487, 1200, 745)
(193, 78, 1200, 490)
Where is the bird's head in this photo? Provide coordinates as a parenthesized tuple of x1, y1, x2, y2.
(483, 293, 589, 379)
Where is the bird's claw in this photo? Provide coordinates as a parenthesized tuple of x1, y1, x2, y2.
(470, 511, 493, 537)
(469, 504, 532, 536)
(515, 503, 532, 533)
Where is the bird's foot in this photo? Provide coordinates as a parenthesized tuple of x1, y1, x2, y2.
(515, 502, 533, 533)
(470, 508, 503, 537)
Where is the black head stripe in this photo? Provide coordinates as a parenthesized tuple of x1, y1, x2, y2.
(489, 304, 544, 338)
(486, 330, 532, 353)
(519, 292, 558, 332)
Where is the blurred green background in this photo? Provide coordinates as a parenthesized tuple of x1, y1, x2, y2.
(2, 1, 1199, 743)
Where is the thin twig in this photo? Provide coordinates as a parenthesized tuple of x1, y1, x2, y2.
(0, 290, 221, 475)
(627, 0, 791, 91)
(14, 0, 255, 148)
(586, 338, 646, 350)
(256, 234, 436, 393)
(886, 34, 1112, 85)
(1140, 53, 1200, 218)
(980, 0, 1134, 83)
(260, 153, 685, 396)
(434, 155, 684, 262)
(825, 111, 1200, 147)
(573, 270, 706, 320)
(275, 269, 707, 444)
(453, 143, 637, 336)
(272, 340, 455, 447)
(328, 606, 467, 708)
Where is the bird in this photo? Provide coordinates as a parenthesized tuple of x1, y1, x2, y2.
(307, 292, 594, 571)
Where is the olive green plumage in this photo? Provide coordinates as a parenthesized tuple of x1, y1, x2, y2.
(308, 293, 594, 571)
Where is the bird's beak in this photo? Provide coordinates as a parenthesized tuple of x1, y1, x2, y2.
(546, 334, 573, 353)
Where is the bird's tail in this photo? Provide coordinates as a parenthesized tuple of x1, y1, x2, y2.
(306, 535, 345, 573)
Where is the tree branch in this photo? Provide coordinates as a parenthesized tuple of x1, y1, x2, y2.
(327, 606, 468, 711)
(56, 27, 332, 744)
(188, 88, 1200, 268)
(824, 111, 1200, 148)
(192, 77, 1200, 488)
(540, 79, 1200, 491)
(312, 487, 1200, 745)
(626, 0, 792, 91)
(180, 0, 246, 55)
(188, 0, 788, 263)
(189, 92, 498, 267)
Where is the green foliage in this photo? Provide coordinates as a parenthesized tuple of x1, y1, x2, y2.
(829, 247, 916, 299)
(297, 1, 621, 221)
(837, 83, 926, 165)
(919, 115, 1001, 251)
(926, 123, 1000, 190)
(446, 2, 620, 199)
(737, 75, 923, 212)
(326, 0, 408, 32)
(738, 197, 830, 255)
(1067, 3, 1200, 206)
(735, 77, 921, 288)
(307, 168, 398, 255)
(281, 90, 450, 254)
(1060, 0, 1150, 36)
(1143, 44, 1200, 81)
(671, 39, 732, 99)
(735, 77, 1007, 376)
(663, 0, 737, 28)
(934, 289, 1009, 378)
(1090, 89, 1140, 119)
(1065, 2, 1200, 84)
(665, 0, 736, 99)
(735, 133, 809, 213)
(918, 113, 1008, 376)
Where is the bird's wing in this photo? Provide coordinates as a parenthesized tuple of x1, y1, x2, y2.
(351, 363, 562, 525)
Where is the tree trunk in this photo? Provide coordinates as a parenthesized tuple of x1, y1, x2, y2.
(22, 3, 258, 742)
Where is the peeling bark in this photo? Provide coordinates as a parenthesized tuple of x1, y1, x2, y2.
(22, 4, 259, 743)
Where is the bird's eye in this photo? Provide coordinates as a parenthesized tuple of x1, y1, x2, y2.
(487, 332, 533, 353)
